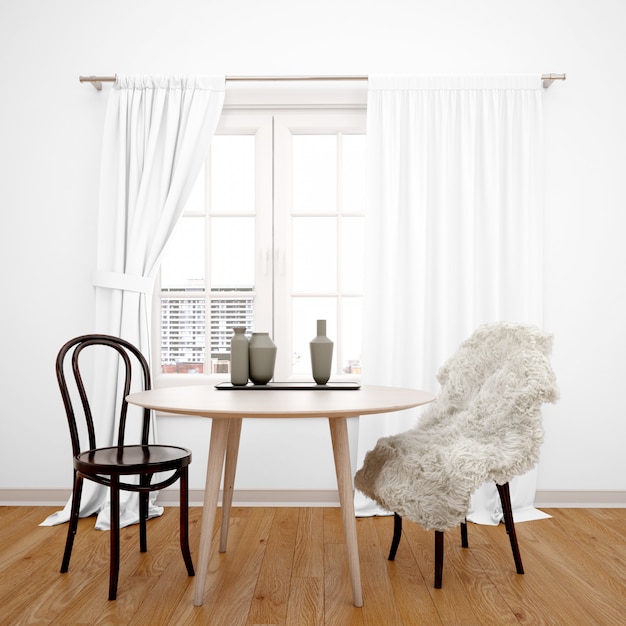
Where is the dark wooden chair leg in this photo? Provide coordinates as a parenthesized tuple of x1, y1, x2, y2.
(388, 512, 403, 560)
(61, 473, 83, 573)
(179, 466, 195, 575)
(460, 519, 468, 548)
(109, 478, 120, 600)
(434, 531, 444, 588)
(139, 476, 149, 553)
(496, 482, 524, 575)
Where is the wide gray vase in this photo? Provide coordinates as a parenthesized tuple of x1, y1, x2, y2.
(310, 319, 333, 385)
(248, 332, 277, 385)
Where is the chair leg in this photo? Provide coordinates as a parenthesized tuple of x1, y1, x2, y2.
(496, 482, 524, 575)
(139, 475, 149, 553)
(61, 473, 83, 573)
(434, 531, 444, 588)
(109, 478, 120, 600)
(388, 512, 403, 561)
(179, 465, 195, 576)
(460, 519, 469, 548)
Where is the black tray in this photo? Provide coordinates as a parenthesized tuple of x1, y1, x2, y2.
(215, 381, 360, 391)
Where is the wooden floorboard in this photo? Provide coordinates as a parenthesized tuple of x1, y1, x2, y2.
(1, 506, 624, 625)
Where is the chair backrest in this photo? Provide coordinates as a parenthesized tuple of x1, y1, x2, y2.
(56, 334, 152, 456)
(436, 322, 558, 412)
(419, 322, 559, 482)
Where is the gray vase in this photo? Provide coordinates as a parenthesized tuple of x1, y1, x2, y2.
(310, 319, 333, 385)
(230, 327, 249, 386)
(248, 332, 277, 385)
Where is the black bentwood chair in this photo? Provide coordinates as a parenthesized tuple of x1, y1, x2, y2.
(56, 334, 194, 600)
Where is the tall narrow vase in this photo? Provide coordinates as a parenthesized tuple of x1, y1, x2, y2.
(310, 319, 333, 385)
(230, 327, 249, 386)
(248, 332, 277, 385)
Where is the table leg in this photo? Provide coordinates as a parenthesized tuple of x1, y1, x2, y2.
(219, 417, 242, 552)
(328, 416, 363, 608)
(193, 418, 230, 607)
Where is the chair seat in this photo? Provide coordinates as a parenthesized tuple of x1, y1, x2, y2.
(75, 444, 191, 475)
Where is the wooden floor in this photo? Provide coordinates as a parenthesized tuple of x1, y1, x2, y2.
(1, 506, 624, 625)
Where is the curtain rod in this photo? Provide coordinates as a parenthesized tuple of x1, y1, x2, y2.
(79, 73, 566, 90)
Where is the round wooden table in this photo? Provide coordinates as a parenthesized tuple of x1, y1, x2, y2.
(127, 384, 435, 607)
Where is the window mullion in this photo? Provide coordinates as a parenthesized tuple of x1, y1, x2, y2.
(271, 115, 293, 380)
(253, 115, 275, 338)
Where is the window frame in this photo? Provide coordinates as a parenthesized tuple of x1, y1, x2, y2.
(152, 83, 368, 388)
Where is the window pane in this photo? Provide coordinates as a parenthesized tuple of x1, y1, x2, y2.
(292, 135, 337, 213)
(211, 135, 255, 213)
(340, 216, 364, 293)
(161, 216, 205, 289)
(342, 134, 367, 214)
(292, 217, 337, 292)
(292, 298, 336, 375)
(161, 296, 205, 373)
(210, 294, 254, 367)
(210, 217, 255, 288)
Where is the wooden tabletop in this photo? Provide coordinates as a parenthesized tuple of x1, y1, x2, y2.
(127, 384, 435, 419)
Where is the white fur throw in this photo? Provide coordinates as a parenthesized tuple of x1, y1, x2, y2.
(354, 322, 559, 531)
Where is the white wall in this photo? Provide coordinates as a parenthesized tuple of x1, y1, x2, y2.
(1, 0, 625, 501)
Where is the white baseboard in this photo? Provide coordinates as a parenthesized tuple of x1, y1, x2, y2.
(1, 489, 625, 508)
(0, 490, 72, 507)
(166, 489, 342, 508)
(0, 489, 341, 508)
(533, 490, 626, 508)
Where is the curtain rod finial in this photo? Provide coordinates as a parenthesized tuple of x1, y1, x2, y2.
(79, 76, 104, 91)
(542, 73, 566, 88)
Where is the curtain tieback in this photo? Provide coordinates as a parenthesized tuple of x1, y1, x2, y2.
(93, 271, 154, 294)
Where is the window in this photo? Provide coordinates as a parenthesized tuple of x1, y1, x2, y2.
(156, 89, 367, 381)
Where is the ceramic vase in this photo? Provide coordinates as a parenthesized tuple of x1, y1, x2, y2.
(248, 332, 277, 385)
(230, 327, 249, 386)
(310, 319, 333, 385)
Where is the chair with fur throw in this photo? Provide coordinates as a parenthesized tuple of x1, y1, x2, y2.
(354, 322, 558, 588)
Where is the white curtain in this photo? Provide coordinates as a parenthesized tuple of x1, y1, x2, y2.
(42, 75, 225, 529)
(356, 75, 548, 523)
